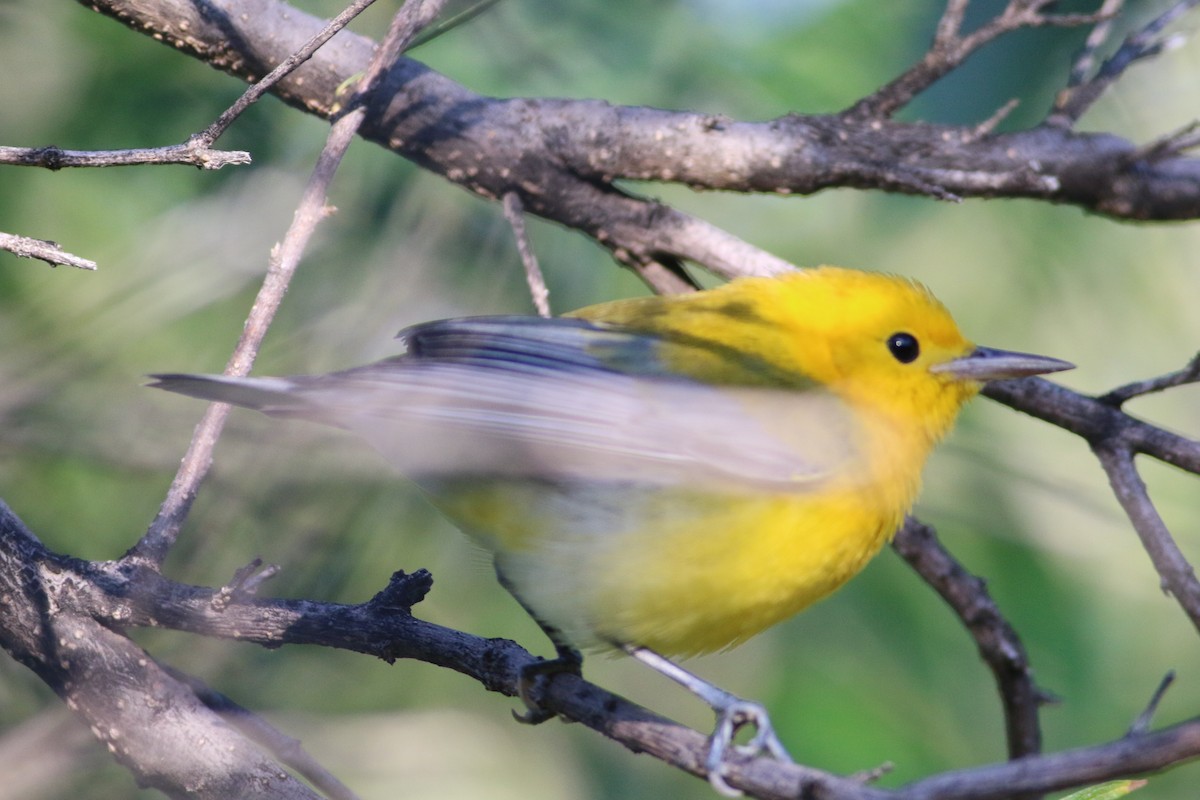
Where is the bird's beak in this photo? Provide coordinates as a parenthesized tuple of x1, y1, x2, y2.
(931, 346, 1074, 381)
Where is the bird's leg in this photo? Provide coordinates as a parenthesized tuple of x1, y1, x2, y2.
(495, 563, 583, 724)
(623, 644, 792, 796)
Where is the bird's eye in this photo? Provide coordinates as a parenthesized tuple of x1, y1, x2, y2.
(887, 332, 920, 364)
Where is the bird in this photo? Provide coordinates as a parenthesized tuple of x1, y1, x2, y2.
(150, 266, 1073, 794)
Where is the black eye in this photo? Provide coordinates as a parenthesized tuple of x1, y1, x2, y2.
(887, 332, 920, 364)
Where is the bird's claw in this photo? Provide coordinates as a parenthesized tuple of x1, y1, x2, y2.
(511, 705, 556, 725)
(705, 699, 792, 797)
(512, 650, 582, 725)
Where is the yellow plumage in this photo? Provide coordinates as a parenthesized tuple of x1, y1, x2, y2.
(418, 269, 985, 655)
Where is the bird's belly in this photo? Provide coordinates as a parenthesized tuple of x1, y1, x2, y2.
(422, 478, 904, 657)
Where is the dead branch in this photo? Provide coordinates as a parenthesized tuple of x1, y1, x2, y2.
(1050, 0, 1200, 128)
(81, 0, 1200, 291)
(128, 0, 448, 567)
(985, 370, 1200, 630)
(0, 143, 250, 170)
(892, 518, 1050, 761)
(0, 231, 97, 270)
(846, 0, 1117, 121)
(5, 499, 1200, 800)
(0, 503, 321, 799)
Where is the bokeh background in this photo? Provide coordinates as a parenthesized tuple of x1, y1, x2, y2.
(1, 0, 1199, 798)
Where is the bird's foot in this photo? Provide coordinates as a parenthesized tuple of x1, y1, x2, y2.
(705, 698, 792, 796)
(621, 644, 792, 796)
(512, 648, 583, 725)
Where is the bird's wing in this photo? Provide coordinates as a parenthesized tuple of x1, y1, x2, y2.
(399, 316, 669, 376)
(151, 317, 860, 491)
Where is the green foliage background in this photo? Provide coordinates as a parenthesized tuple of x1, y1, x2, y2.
(1, 1, 1199, 798)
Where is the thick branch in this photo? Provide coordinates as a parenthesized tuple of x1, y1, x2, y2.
(81, 0, 1200, 297)
(5, 498, 1198, 800)
(0, 502, 318, 799)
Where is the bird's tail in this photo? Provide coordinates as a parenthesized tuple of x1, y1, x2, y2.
(148, 373, 313, 416)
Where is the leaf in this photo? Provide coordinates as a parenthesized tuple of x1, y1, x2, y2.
(1059, 779, 1148, 800)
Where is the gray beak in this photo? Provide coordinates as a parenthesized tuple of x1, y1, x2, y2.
(931, 346, 1075, 381)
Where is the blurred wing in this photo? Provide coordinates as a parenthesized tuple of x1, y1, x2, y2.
(399, 315, 668, 376)
(152, 317, 859, 491)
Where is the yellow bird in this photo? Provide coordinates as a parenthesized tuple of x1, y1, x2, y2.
(152, 266, 1072, 793)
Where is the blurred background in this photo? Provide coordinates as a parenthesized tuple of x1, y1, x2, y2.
(1, 0, 1199, 797)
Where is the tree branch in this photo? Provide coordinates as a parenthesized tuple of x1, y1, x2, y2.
(81, 0, 1200, 301)
(0, 143, 250, 170)
(845, 0, 1116, 122)
(1050, 0, 1200, 128)
(984, 377, 1200, 474)
(1092, 444, 1200, 634)
(0, 231, 98, 270)
(167, 668, 361, 800)
(5, 498, 1199, 800)
(892, 518, 1049, 762)
(985, 371, 1200, 630)
(0, 502, 320, 799)
(502, 192, 551, 316)
(1097, 350, 1200, 407)
(128, 0, 447, 567)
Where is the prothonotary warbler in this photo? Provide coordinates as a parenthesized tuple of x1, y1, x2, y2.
(151, 266, 1073, 794)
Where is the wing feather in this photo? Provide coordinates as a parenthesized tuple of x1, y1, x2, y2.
(153, 317, 859, 491)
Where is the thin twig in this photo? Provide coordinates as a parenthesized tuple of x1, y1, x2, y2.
(1128, 672, 1176, 737)
(169, 668, 362, 800)
(933, 0, 969, 46)
(211, 559, 280, 611)
(986, 374, 1200, 669)
(0, 231, 97, 270)
(0, 143, 250, 170)
(1091, 444, 1200, 634)
(984, 378, 1200, 475)
(344, 0, 449, 107)
(502, 192, 551, 316)
(1065, 0, 1126, 88)
(129, 0, 452, 566)
(891, 715, 1200, 800)
(965, 98, 1021, 142)
(127, 110, 361, 565)
(846, 0, 1113, 121)
(409, 0, 503, 49)
(197, 0, 381, 146)
(1130, 120, 1200, 164)
(892, 518, 1047, 761)
(0, 0, 379, 174)
(1048, 0, 1200, 128)
(1098, 351, 1200, 407)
